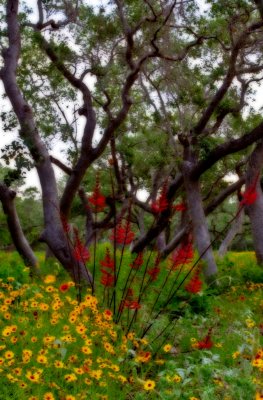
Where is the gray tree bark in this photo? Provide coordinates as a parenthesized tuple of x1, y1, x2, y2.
(218, 208, 244, 258)
(0, 182, 40, 276)
(245, 139, 263, 264)
(1, 0, 92, 285)
(183, 158, 218, 282)
(156, 231, 166, 252)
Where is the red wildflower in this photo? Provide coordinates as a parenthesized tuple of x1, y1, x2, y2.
(147, 254, 161, 281)
(104, 309, 112, 318)
(100, 272, 114, 287)
(170, 241, 194, 270)
(100, 248, 115, 287)
(73, 245, 90, 262)
(197, 328, 213, 350)
(147, 266, 160, 281)
(110, 220, 135, 245)
(73, 228, 90, 262)
(126, 288, 134, 298)
(185, 272, 202, 294)
(151, 182, 169, 214)
(130, 252, 144, 270)
(88, 176, 106, 213)
(240, 174, 259, 206)
(121, 298, 141, 310)
(99, 248, 115, 270)
(59, 283, 69, 292)
(240, 186, 257, 206)
(173, 202, 187, 212)
(128, 300, 141, 310)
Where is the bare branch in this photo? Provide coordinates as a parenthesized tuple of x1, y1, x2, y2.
(50, 156, 72, 175)
(193, 20, 263, 136)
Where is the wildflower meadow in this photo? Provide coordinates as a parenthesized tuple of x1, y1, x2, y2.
(0, 246, 262, 400)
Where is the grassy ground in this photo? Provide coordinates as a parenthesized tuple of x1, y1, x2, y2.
(0, 249, 262, 399)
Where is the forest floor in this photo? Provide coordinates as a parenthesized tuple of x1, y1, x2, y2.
(0, 250, 262, 400)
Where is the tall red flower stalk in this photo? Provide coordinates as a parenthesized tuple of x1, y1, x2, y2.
(142, 251, 185, 335)
(140, 241, 195, 339)
(100, 248, 115, 303)
(126, 250, 153, 335)
(151, 182, 169, 214)
(170, 240, 194, 270)
(72, 227, 90, 303)
(126, 252, 163, 335)
(60, 210, 93, 302)
(147, 254, 161, 282)
(88, 175, 106, 294)
(88, 175, 106, 213)
(130, 252, 144, 270)
(109, 165, 117, 315)
(185, 270, 202, 294)
(73, 228, 90, 263)
(197, 328, 213, 350)
(109, 203, 135, 319)
(110, 219, 135, 245)
(119, 288, 141, 312)
(116, 252, 144, 323)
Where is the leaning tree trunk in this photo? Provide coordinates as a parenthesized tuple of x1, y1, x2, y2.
(1, 0, 92, 285)
(183, 159, 218, 282)
(156, 231, 166, 252)
(245, 139, 263, 264)
(0, 182, 40, 276)
(218, 207, 244, 258)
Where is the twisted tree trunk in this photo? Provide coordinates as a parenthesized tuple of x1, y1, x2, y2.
(1, 0, 92, 285)
(0, 182, 40, 276)
(218, 208, 244, 258)
(245, 139, 263, 264)
(183, 156, 218, 282)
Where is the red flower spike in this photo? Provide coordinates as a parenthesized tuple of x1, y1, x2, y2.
(197, 328, 213, 350)
(173, 202, 187, 212)
(147, 254, 161, 281)
(147, 267, 161, 281)
(240, 174, 259, 207)
(170, 241, 194, 270)
(110, 220, 135, 245)
(100, 248, 115, 287)
(100, 272, 114, 287)
(99, 248, 115, 271)
(73, 228, 90, 262)
(240, 186, 257, 206)
(151, 182, 169, 214)
(130, 252, 144, 270)
(126, 288, 134, 298)
(185, 272, 202, 294)
(88, 176, 106, 213)
(128, 300, 141, 310)
(121, 299, 141, 310)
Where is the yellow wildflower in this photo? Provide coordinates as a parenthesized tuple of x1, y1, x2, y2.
(143, 379, 155, 391)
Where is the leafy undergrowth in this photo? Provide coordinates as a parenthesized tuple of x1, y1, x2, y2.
(0, 251, 262, 399)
